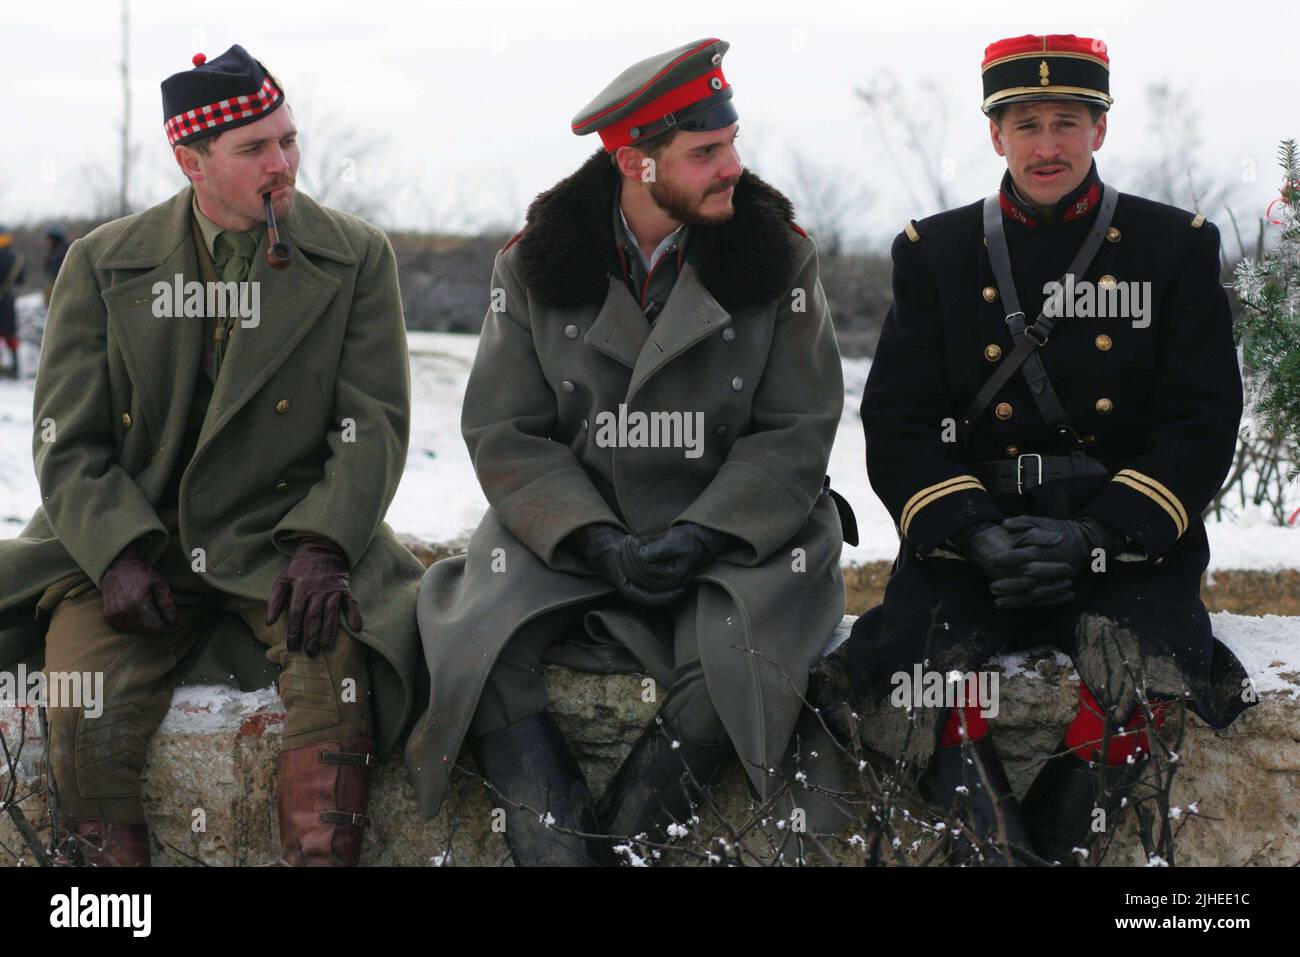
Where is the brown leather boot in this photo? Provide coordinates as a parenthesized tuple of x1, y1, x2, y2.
(276, 738, 376, 866)
(68, 820, 152, 867)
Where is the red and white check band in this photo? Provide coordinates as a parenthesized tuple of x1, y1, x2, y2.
(164, 77, 282, 146)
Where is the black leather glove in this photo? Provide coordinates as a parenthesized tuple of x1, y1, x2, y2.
(568, 523, 687, 607)
(266, 536, 363, 657)
(1001, 515, 1127, 578)
(951, 520, 1076, 610)
(635, 523, 736, 589)
(100, 543, 178, 635)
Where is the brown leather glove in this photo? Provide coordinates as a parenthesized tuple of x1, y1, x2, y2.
(100, 544, 179, 635)
(266, 536, 363, 657)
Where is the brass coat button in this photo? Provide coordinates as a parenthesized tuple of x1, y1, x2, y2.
(995, 402, 1013, 420)
(1105, 226, 1121, 243)
(560, 380, 575, 393)
(1005, 445, 1019, 456)
(275, 480, 289, 492)
(121, 412, 132, 427)
(722, 327, 736, 342)
(275, 399, 290, 413)
(1096, 397, 1114, 414)
(1099, 274, 1118, 289)
(564, 324, 579, 339)
(731, 377, 743, 392)
(1095, 334, 1113, 351)
(984, 343, 1002, 362)
(982, 286, 999, 303)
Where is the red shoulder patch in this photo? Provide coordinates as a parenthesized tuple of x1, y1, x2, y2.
(789, 222, 809, 238)
(501, 230, 524, 253)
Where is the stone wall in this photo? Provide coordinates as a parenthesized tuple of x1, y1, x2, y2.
(4, 613, 1296, 867)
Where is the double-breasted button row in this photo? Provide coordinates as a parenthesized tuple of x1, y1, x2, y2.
(995, 401, 1014, 420)
(1095, 334, 1112, 351)
(1096, 397, 1114, 414)
(984, 343, 1002, 362)
(982, 286, 999, 303)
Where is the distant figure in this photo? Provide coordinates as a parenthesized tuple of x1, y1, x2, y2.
(43, 225, 70, 303)
(0, 224, 26, 379)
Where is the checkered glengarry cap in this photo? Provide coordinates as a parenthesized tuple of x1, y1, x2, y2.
(572, 38, 737, 152)
(161, 44, 285, 147)
(981, 34, 1112, 115)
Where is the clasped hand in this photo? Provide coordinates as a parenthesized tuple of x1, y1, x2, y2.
(954, 515, 1122, 611)
(569, 522, 733, 606)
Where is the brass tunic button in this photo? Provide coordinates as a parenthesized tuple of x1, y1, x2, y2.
(560, 380, 575, 393)
(1096, 397, 1114, 414)
(1105, 226, 1121, 243)
(982, 286, 999, 303)
(995, 402, 1013, 420)
(564, 324, 579, 339)
(714, 425, 728, 436)
(984, 343, 1002, 362)
(721, 327, 736, 342)
(275, 480, 289, 492)
(1099, 274, 1118, 289)
(1005, 444, 1019, 456)
(275, 399, 290, 413)
(731, 377, 743, 392)
(1094, 334, 1113, 351)
(121, 412, 132, 427)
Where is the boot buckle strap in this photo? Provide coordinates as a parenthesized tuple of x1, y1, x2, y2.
(319, 810, 370, 827)
(320, 750, 377, 767)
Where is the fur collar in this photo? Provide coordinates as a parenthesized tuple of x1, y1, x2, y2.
(516, 149, 802, 309)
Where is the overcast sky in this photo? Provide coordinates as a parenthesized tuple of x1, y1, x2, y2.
(4, 0, 1296, 250)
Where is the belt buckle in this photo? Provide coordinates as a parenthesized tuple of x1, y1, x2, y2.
(1016, 453, 1043, 494)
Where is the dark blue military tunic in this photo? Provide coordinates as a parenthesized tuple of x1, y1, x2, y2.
(847, 162, 1253, 763)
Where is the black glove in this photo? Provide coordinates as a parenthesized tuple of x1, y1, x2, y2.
(1000, 515, 1127, 578)
(266, 536, 363, 657)
(986, 516, 1127, 611)
(568, 523, 687, 607)
(100, 543, 178, 635)
(635, 523, 736, 589)
(951, 521, 1076, 611)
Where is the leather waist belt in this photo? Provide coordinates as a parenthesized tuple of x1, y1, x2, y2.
(974, 453, 1110, 495)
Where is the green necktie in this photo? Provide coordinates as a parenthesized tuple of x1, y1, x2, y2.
(213, 230, 257, 282)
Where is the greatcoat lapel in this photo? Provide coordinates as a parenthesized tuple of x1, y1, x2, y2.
(626, 262, 730, 401)
(583, 277, 649, 370)
(97, 189, 204, 445)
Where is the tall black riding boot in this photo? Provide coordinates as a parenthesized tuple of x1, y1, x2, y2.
(921, 735, 1034, 866)
(469, 712, 613, 867)
(1020, 737, 1148, 865)
(596, 712, 732, 863)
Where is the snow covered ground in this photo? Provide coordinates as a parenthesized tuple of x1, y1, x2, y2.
(2, 304, 1298, 571)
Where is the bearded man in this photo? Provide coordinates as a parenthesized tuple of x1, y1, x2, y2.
(406, 37, 857, 865)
